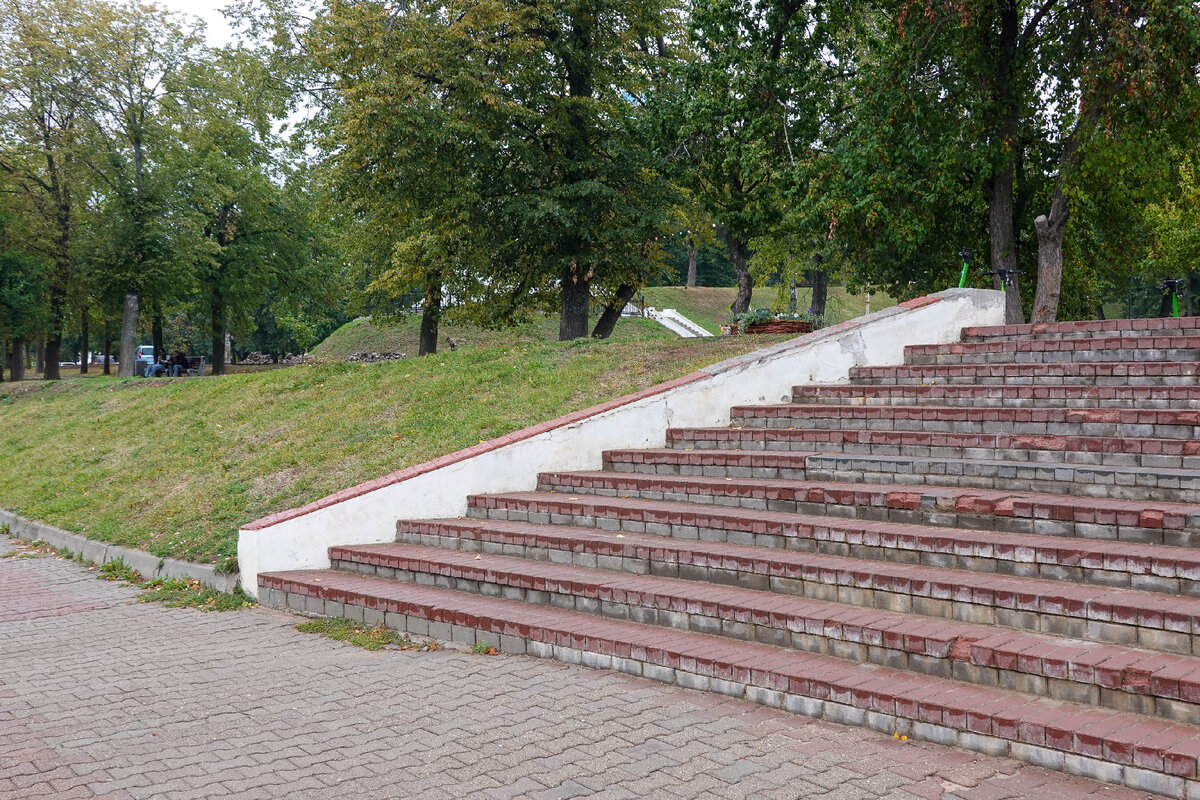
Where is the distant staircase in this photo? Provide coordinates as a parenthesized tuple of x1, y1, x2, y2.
(261, 316, 1200, 798)
(643, 307, 713, 338)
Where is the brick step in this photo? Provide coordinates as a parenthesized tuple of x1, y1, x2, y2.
(536, 470, 1200, 546)
(341, 535, 1200, 722)
(466, 490, 1200, 601)
(602, 448, 1198, 501)
(801, 451, 1200, 504)
(849, 361, 1200, 386)
(961, 317, 1200, 343)
(731, 404, 1200, 440)
(789, 384, 1200, 410)
(259, 569, 1200, 797)
(665, 426, 1200, 469)
(903, 336, 1200, 366)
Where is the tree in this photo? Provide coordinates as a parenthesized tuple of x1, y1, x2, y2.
(311, 0, 675, 347)
(818, 0, 1200, 321)
(0, 211, 46, 381)
(658, 0, 851, 315)
(0, 0, 95, 380)
(1143, 153, 1200, 315)
(183, 104, 323, 374)
(75, 1, 206, 376)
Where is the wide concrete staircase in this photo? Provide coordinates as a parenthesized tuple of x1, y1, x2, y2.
(261, 316, 1200, 798)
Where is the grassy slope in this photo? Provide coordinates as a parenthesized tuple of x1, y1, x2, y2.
(311, 313, 578, 360)
(641, 285, 897, 334)
(0, 316, 788, 568)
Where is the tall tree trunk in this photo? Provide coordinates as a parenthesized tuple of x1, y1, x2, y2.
(103, 336, 112, 375)
(152, 308, 163, 362)
(592, 283, 637, 339)
(211, 297, 226, 376)
(1160, 290, 1174, 318)
(559, 261, 591, 341)
(685, 237, 698, 287)
(79, 308, 89, 374)
(988, 172, 1026, 325)
(10, 338, 25, 381)
(985, 0, 1024, 326)
(1032, 183, 1069, 323)
(557, 18, 595, 342)
(0, 338, 6, 381)
(43, 336, 62, 380)
(808, 268, 828, 319)
(718, 225, 753, 314)
(418, 270, 442, 356)
(118, 292, 139, 377)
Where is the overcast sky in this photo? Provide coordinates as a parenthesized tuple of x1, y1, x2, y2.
(157, 0, 235, 47)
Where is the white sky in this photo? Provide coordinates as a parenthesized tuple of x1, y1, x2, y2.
(155, 0, 236, 47)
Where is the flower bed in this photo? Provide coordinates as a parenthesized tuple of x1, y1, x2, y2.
(730, 320, 814, 335)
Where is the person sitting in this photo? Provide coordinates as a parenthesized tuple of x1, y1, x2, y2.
(144, 354, 168, 378)
(169, 351, 189, 377)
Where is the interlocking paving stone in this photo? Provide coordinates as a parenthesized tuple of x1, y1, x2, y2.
(0, 534, 1164, 799)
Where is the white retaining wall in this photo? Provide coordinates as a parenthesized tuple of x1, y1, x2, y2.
(237, 289, 1005, 596)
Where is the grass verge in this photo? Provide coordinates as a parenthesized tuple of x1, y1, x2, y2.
(135, 577, 256, 611)
(295, 618, 441, 651)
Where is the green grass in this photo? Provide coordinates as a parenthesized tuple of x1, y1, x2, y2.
(98, 558, 142, 583)
(136, 577, 256, 611)
(0, 315, 789, 567)
(295, 617, 440, 651)
(641, 285, 897, 334)
(311, 313, 670, 361)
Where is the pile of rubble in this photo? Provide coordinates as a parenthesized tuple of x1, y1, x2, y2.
(239, 351, 275, 365)
(238, 351, 312, 366)
(345, 351, 406, 363)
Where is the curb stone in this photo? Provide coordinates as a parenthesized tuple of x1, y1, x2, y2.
(0, 507, 239, 593)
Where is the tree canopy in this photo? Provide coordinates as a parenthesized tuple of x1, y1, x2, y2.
(3, 0, 1198, 379)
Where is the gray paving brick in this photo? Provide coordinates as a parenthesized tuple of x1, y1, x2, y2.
(0, 532, 1159, 800)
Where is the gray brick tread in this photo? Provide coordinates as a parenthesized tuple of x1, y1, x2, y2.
(850, 361, 1200, 386)
(961, 317, 1200, 342)
(465, 490, 1200, 591)
(730, 403, 1200, 440)
(602, 447, 1199, 501)
(335, 534, 1200, 716)
(259, 568, 1200, 787)
(535, 469, 1200, 538)
(789, 383, 1200, 409)
(903, 337, 1200, 366)
(665, 425, 1200, 468)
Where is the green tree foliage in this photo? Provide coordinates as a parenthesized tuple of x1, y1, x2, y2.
(0, 0, 94, 379)
(1143, 153, 1200, 314)
(813, 0, 1200, 321)
(659, 0, 853, 314)
(310, 0, 675, 350)
(71, 1, 207, 375)
(178, 45, 328, 374)
(0, 212, 46, 379)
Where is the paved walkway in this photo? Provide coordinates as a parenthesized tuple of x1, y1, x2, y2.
(0, 533, 1159, 800)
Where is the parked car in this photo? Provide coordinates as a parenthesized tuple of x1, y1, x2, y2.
(134, 345, 156, 374)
